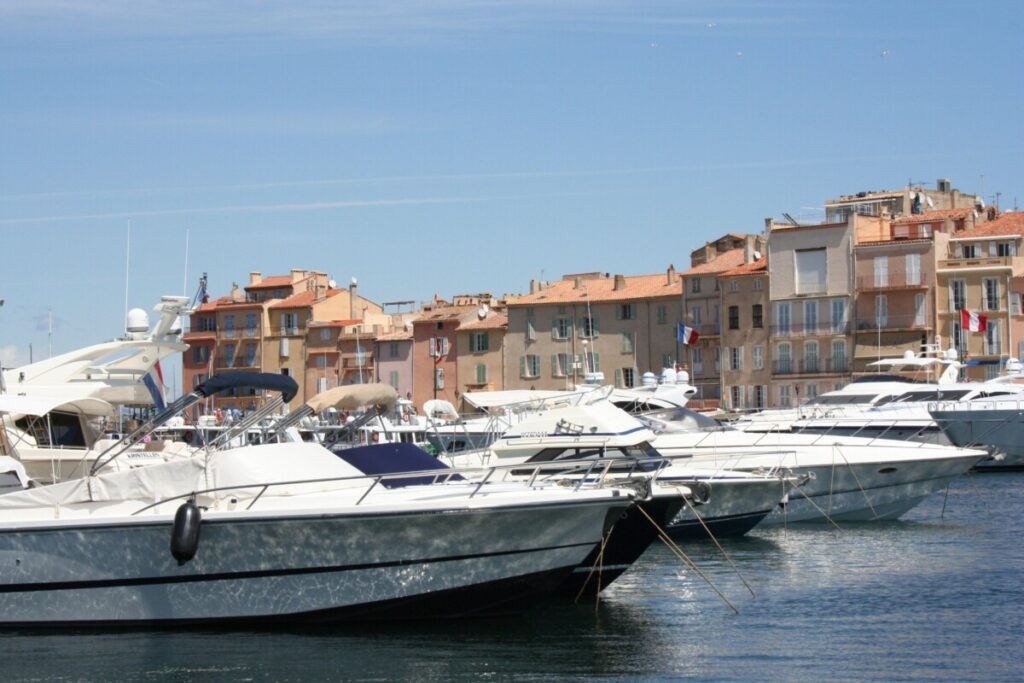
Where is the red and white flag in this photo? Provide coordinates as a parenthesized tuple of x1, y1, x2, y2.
(961, 308, 988, 333)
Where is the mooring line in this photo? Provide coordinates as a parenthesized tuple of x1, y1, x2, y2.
(682, 496, 756, 598)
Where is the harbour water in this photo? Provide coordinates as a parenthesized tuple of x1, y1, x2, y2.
(2, 473, 1020, 682)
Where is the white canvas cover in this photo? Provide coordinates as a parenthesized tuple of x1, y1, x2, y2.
(0, 457, 206, 510)
(305, 384, 397, 414)
(206, 442, 368, 498)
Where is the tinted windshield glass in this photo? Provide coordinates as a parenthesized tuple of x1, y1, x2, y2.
(807, 395, 877, 406)
(893, 389, 970, 402)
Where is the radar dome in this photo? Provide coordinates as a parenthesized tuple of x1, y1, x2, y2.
(903, 350, 915, 360)
(126, 308, 150, 337)
(641, 372, 657, 387)
(675, 370, 690, 384)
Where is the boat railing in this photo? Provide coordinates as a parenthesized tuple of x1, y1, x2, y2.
(130, 455, 667, 516)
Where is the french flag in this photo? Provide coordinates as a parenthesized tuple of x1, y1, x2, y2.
(961, 308, 988, 333)
(143, 361, 167, 411)
(677, 323, 699, 345)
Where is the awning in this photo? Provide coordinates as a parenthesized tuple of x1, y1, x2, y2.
(0, 394, 115, 418)
(854, 332, 926, 359)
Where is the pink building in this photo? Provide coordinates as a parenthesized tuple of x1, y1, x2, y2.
(375, 329, 415, 401)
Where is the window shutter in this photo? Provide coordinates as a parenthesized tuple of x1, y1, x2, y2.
(551, 354, 559, 376)
(615, 306, 622, 321)
(519, 356, 526, 378)
(592, 352, 600, 372)
(551, 318, 558, 339)
(614, 368, 624, 388)
(592, 316, 600, 337)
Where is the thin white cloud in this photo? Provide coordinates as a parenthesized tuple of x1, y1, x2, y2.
(0, 196, 483, 225)
(0, 153, 941, 203)
(0, 0, 805, 41)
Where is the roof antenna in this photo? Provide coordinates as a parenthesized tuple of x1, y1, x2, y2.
(124, 220, 131, 335)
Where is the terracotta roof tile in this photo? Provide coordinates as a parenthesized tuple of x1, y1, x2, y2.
(892, 207, 975, 224)
(680, 249, 746, 276)
(719, 256, 767, 277)
(952, 212, 1024, 239)
(269, 288, 344, 309)
(413, 306, 479, 322)
(245, 275, 295, 290)
(307, 319, 361, 329)
(509, 273, 681, 306)
(458, 313, 508, 331)
(375, 329, 414, 341)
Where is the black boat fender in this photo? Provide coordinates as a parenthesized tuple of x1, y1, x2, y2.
(170, 498, 202, 566)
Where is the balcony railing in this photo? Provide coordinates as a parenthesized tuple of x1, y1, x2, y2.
(938, 255, 1014, 269)
(854, 314, 930, 332)
(856, 273, 926, 290)
(771, 322, 850, 337)
(697, 323, 721, 336)
(342, 356, 373, 369)
(773, 357, 848, 375)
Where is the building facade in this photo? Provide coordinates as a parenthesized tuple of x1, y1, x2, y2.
(504, 269, 684, 392)
(717, 257, 770, 411)
(456, 311, 507, 404)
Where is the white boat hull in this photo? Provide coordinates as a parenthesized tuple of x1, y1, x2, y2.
(0, 500, 623, 625)
(760, 455, 978, 524)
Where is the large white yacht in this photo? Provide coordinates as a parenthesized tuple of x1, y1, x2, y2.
(635, 405, 987, 523)
(0, 297, 194, 483)
(444, 399, 790, 540)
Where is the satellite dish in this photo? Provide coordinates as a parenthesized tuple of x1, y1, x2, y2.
(925, 196, 935, 208)
(978, 199, 986, 209)
(753, 251, 762, 259)
(328, 279, 338, 289)
(477, 304, 489, 319)
(350, 277, 358, 286)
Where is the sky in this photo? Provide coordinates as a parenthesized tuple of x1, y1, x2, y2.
(1, 0, 1022, 388)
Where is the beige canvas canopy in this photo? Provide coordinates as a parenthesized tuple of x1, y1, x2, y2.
(305, 384, 398, 414)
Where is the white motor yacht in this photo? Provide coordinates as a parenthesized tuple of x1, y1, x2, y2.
(0, 296, 194, 483)
(0, 375, 640, 626)
(636, 406, 987, 524)
(445, 399, 789, 540)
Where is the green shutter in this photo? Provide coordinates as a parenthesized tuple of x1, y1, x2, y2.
(519, 356, 526, 378)
(614, 368, 623, 388)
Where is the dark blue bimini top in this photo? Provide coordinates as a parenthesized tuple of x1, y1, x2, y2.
(194, 372, 300, 403)
(333, 442, 463, 488)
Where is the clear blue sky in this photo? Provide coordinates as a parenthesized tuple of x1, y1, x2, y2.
(2, 0, 1022, 386)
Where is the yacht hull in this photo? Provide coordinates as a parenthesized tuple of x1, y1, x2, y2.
(662, 476, 780, 539)
(557, 495, 684, 597)
(759, 454, 980, 524)
(930, 408, 1024, 470)
(0, 500, 625, 625)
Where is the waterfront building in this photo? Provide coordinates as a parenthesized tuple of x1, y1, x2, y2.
(717, 255, 770, 411)
(504, 269, 683, 393)
(182, 270, 385, 414)
(934, 211, 1024, 380)
(455, 310, 508, 403)
(824, 178, 980, 223)
(375, 328, 415, 400)
(766, 216, 867, 405)
(681, 234, 766, 407)
(411, 295, 501, 410)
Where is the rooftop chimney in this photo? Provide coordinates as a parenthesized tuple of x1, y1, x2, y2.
(743, 236, 756, 264)
(613, 274, 626, 291)
(529, 279, 540, 294)
(574, 277, 583, 289)
(249, 272, 262, 286)
(666, 264, 676, 285)
(230, 282, 243, 302)
(290, 269, 305, 284)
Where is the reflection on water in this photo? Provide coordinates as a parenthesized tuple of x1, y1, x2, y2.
(0, 474, 1021, 682)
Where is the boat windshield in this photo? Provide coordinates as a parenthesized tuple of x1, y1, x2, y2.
(636, 407, 731, 433)
(524, 442, 662, 464)
(890, 389, 971, 403)
(805, 394, 878, 406)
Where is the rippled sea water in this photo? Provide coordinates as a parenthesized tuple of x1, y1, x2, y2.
(2, 473, 1021, 682)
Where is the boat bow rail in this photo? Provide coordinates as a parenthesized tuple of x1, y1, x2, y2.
(129, 455, 672, 516)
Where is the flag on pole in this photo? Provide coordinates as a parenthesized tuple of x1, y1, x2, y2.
(143, 361, 167, 411)
(960, 308, 988, 333)
(677, 323, 699, 345)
